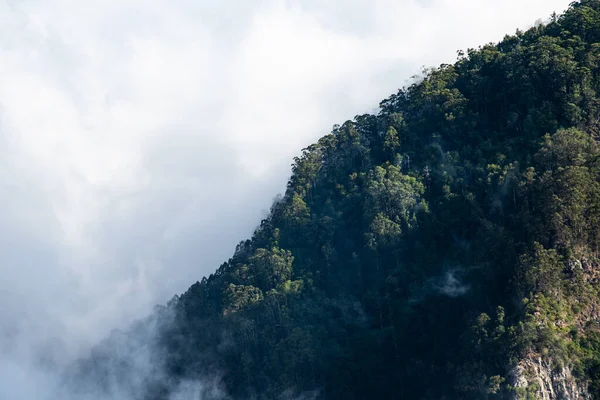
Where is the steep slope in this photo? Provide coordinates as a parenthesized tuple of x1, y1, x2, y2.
(70, 1, 600, 399)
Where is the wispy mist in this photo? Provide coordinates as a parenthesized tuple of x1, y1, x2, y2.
(0, 0, 568, 398)
(434, 270, 470, 298)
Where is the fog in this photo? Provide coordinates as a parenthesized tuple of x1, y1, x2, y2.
(0, 0, 569, 398)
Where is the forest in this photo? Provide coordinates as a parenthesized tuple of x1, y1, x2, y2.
(66, 1, 600, 398)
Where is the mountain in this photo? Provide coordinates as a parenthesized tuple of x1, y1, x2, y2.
(66, 1, 600, 399)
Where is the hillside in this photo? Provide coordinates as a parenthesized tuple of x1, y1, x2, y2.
(67, 1, 600, 399)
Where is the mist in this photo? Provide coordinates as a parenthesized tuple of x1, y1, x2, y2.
(0, 0, 569, 398)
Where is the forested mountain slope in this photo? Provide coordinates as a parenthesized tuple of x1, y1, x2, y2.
(70, 1, 600, 399)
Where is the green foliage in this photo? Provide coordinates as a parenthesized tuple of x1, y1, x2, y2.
(519, 243, 563, 296)
(223, 284, 264, 315)
(249, 247, 294, 290)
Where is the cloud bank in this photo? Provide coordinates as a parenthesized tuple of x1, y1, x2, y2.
(0, 0, 569, 397)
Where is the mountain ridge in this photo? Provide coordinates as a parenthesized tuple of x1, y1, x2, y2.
(67, 1, 600, 398)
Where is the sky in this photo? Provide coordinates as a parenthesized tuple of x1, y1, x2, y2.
(0, 0, 571, 394)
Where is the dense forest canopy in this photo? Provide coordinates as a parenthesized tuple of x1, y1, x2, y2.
(69, 1, 600, 398)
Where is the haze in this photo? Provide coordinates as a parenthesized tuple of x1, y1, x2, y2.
(0, 0, 569, 397)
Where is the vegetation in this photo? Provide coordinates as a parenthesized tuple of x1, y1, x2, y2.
(71, 1, 600, 398)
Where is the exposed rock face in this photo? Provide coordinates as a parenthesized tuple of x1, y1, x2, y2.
(511, 356, 591, 400)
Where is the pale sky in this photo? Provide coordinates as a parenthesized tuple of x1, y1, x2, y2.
(0, 0, 570, 395)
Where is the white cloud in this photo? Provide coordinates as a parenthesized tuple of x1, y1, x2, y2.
(0, 0, 570, 394)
